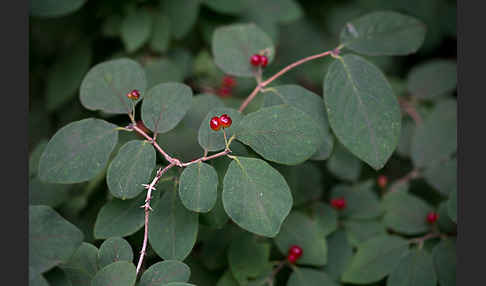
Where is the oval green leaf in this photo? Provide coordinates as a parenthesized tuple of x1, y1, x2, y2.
(198, 107, 242, 152)
(97, 237, 133, 269)
(324, 54, 401, 170)
(330, 181, 383, 220)
(179, 162, 219, 213)
(141, 82, 193, 134)
(31, 0, 86, 17)
(310, 202, 338, 237)
(80, 58, 147, 114)
(387, 249, 437, 286)
(236, 105, 321, 165)
(288, 268, 338, 286)
(322, 230, 354, 280)
(212, 23, 274, 77)
(340, 11, 426, 56)
(326, 142, 362, 181)
(91, 261, 136, 286)
(222, 156, 293, 237)
(166, 0, 200, 39)
(423, 158, 456, 196)
(121, 9, 152, 53)
(38, 118, 118, 183)
(150, 11, 171, 53)
(432, 239, 456, 286)
(139, 260, 191, 286)
(60, 243, 99, 286)
(407, 59, 457, 98)
(107, 140, 156, 199)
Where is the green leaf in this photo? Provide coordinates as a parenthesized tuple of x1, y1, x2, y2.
(324, 54, 401, 169)
(97, 237, 133, 269)
(30, 140, 48, 178)
(236, 105, 321, 165)
(212, 23, 274, 77)
(141, 82, 193, 133)
(29, 177, 71, 207)
(407, 60, 457, 98)
(200, 160, 230, 228)
(38, 118, 119, 183)
(432, 239, 456, 286)
(437, 202, 456, 233)
(327, 142, 362, 181)
(217, 270, 239, 286)
(310, 202, 338, 237)
(396, 119, 415, 157)
(179, 162, 219, 213)
(330, 181, 383, 220)
(277, 163, 324, 206)
(228, 233, 270, 284)
(165, 0, 200, 39)
(121, 8, 152, 52)
(342, 235, 409, 284)
(340, 11, 426, 56)
(222, 157, 293, 237)
(200, 227, 234, 270)
(274, 211, 327, 266)
(262, 85, 334, 160)
(423, 158, 457, 196)
(46, 43, 92, 111)
(91, 261, 136, 286)
(448, 188, 457, 223)
(145, 59, 184, 89)
(30, 274, 49, 286)
(383, 190, 434, 235)
(166, 283, 196, 286)
(387, 249, 437, 286)
(322, 230, 353, 281)
(411, 99, 457, 168)
(80, 58, 147, 114)
(149, 189, 199, 260)
(287, 268, 338, 286)
(107, 140, 156, 199)
(198, 107, 242, 152)
(201, 0, 246, 15)
(344, 220, 387, 247)
(94, 193, 148, 239)
(150, 10, 171, 53)
(29, 206, 84, 277)
(139, 260, 191, 286)
(60, 242, 99, 286)
(30, 0, 86, 17)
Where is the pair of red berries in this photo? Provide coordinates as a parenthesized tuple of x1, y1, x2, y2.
(331, 197, 346, 210)
(250, 54, 268, 67)
(127, 89, 141, 100)
(210, 114, 232, 131)
(217, 76, 237, 97)
(287, 245, 303, 264)
(427, 212, 438, 224)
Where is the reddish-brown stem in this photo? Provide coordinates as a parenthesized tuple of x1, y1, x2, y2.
(389, 168, 421, 193)
(399, 97, 423, 125)
(238, 47, 341, 112)
(131, 125, 182, 167)
(181, 148, 231, 167)
(136, 163, 175, 275)
(264, 260, 287, 285)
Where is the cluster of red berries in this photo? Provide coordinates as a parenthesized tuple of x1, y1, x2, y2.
(377, 175, 388, 189)
(287, 245, 303, 264)
(209, 114, 232, 131)
(250, 54, 269, 68)
(126, 89, 141, 100)
(331, 197, 346, 210)
(426, 212, 438, 224)
(217, 76, 237, 98)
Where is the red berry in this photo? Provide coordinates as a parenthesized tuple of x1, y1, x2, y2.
(250, 54, 262, 66)
(427, 212, 438, 223)
(218, 86, 232, 97)
(377, 175, 388, 189)
(260, 55, 268, 67)
(331, 197, 346, 210)
(287, 253, 298, 264)
(222, 76, 236, 88)
(288, 245, 303, 258)
(127, 89, 140, 100)
(219, 114, 232, 128)
(210, 116, 222, 131)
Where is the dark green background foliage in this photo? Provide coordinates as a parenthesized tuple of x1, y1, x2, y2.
(29, 0, 457, 285)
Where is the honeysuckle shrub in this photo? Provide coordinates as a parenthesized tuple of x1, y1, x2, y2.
(29, 0, 457, 286)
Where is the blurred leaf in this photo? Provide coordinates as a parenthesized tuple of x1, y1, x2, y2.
(276, 163, 323, 206)
(149, 188, 199, 260)
(228, 233, 270, 284)
(91, 261, 136, 286)
(287, 268, 338, 286)
(30, 140, 48, 178)
(80, 58, 147, 114)
(29, 177, 71, 207)
(198, 107, 242, 152)
(142, 82, 193, 133)
(222, 156, 292, 237)
(447, 188, 457, 223)
(407, 59, 457, 98)
(102, 14, 122, 37)
(330, 181, 383, 220)
(201, 0, 246, 15)
(179, 162, 219, 212)
(97, 237, 133, 269)
(322, 230, 353, 280)
(38, 118, 118, 183)
(411, 99, 457, 168)
(150, 10, 171, 53)
(432, 239, 456, 286)
(31, 0, 86, 17)
(107, 140, 156, 199)
(274, 211, 327, 266)
(387, 249, 437, 286)
(145, 59, 184, 89)
(216, 270, 239, 286)
(423, 158, 456, 196)
(139, 260, 191, 286)
(340, 11, 426, 55)
(327, 142, 362, 181)
(60, 242, 98, 286)
(437, 202, 456, 234)
(121, 8, 152, 53)
(342, 235, 409, 284)
(212, 23, 274, 77)
(165, 0, 200, 39)
(311, 202, 338, 237)
(30, 274, 49, 286)
(29, 206, 84, 277)
(396, 119, 415, 157)
(236, 105, 321, 165)
(344, 220, 387, 247)
(324, 54, 401, 170)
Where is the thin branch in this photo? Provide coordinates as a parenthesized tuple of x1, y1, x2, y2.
(136, 163, 175, 275)
(264, 260, 287, 286)
(389, 168, 421, 192)
(181, 148, 231, 167)
(398, 97, 423, 125)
